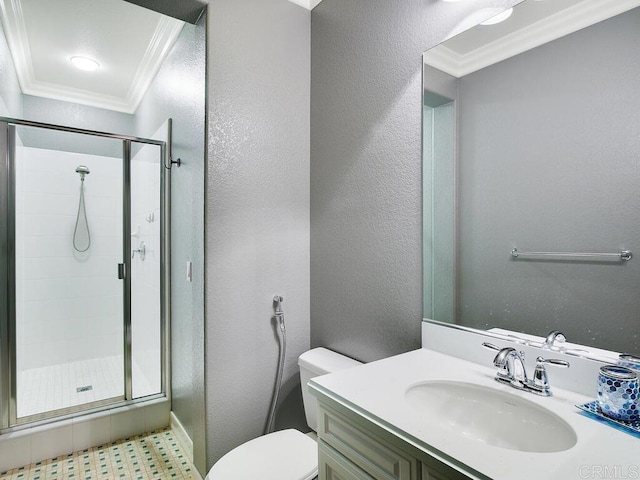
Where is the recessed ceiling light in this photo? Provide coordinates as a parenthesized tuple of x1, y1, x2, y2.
(480, 7, 513, 25)
(70, 56, 100, 72)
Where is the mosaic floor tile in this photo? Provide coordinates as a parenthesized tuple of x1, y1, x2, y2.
(0, 428, 194, 480)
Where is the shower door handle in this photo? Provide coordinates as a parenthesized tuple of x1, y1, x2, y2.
(118, 263, 126, 279)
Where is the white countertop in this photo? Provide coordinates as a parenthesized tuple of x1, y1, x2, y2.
(309, 348, 640, 480)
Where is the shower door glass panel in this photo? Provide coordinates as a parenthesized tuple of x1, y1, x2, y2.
(130, 140, 162, 398)
(13, 125, 125, 420)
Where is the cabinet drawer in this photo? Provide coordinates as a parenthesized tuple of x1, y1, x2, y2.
(422, 460, 472, 480)
(423, 464, 451, 480)
(319, 439, 375, 480)
(318, 404, 418, 480)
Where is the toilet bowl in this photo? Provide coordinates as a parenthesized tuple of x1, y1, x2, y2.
(205, 347, 362, 480)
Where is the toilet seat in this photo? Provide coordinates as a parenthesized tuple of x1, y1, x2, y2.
(206, 429, 318, 480)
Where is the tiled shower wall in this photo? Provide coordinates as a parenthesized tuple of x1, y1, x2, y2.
(130, 140, 161, 398)
(15, 146, 123, 372)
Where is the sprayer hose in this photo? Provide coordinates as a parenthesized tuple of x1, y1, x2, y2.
(266, 316, 286, 434)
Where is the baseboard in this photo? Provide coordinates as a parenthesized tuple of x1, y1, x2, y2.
(170, 411, 193, 462)
(169, 411, 206, 479)
(191, 465, 204, 480)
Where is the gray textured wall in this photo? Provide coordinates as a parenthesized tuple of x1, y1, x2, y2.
(455, 9, 640, 354)
(133, 17, 206, 474)
(205, 0, 310, 468)
(20, 96, 132, 157)
(0, 20, 21, 117)
(310, 0, 517, 362)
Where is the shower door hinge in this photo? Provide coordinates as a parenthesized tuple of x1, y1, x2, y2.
(118, 263, 126, 279)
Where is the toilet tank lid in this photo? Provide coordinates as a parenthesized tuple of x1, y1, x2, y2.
(298, 347, 362, 375)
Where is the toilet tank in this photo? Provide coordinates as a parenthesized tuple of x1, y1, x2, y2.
(298, 347, 362, 431)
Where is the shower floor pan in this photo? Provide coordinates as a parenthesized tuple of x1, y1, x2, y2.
(16, 355, 124, 419)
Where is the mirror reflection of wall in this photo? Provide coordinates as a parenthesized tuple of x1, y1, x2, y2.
(423, 2, 640, 355)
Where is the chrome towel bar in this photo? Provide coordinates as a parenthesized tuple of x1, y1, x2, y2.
(510, 248, 632, 262)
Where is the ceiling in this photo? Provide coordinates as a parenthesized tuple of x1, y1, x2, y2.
(424, 0, 640, 77)
(0, 0, 184, 113)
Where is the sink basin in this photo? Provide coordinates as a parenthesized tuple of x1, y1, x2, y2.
(405, 381, 577, 453)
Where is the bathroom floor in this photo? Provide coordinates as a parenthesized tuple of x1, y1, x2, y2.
(0, 427, 194, 480)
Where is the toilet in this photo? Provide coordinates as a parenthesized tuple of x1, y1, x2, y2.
(205, 347, 362, 480)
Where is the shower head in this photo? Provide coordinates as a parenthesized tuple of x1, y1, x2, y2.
(76, 165, 90, 181)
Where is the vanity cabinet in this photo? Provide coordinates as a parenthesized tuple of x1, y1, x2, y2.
(317, 401, 472, 480)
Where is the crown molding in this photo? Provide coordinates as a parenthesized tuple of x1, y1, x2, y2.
(423, 0, 640, 78)
(287, 0, 323, 10)
(127, 16, 184, 113)
(0, 0, 35, 92)
(0, 0, 184, 113)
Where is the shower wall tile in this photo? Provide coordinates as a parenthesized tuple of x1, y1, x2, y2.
(23, 257, 117, 279)
(15, 146, 124, 373)
(19, 193, 77, 215)
(119, 133, 163, 399)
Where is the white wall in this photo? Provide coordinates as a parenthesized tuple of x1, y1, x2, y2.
(15, 146, 123, 371)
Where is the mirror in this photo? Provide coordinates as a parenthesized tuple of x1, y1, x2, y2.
(422, 0, 640, 357)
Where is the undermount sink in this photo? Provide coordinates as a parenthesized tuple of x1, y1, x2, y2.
(405, 381, 577, 453)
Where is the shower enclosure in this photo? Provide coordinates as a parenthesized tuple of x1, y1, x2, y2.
(0, 117, 170, 428)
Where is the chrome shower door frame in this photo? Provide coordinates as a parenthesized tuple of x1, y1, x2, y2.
(0, 117, 170, 430)
(0, 122, 12, 430)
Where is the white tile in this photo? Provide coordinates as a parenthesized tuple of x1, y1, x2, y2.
(144, 400, 170, 433)
(29, 420, 73, 464)
(72, 412, 111, 451)
(22, 236, 73, 258)
(0, 430, 31, 472)
(18, 339, 68, 370)
(20, 193, 77, 216)
(21, 213, 75, 238)
(16, 356, 124, 418)
(110, 407, 145, 441)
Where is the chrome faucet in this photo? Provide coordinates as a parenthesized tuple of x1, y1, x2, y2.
(543, 330, 566, 350)
(483, 343, 570, 396)
(491, 346, 528, 387)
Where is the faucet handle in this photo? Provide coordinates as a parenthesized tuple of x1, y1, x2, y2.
(532, 356, 570, 396)
(536, 356, 570, 368)
(482, 342, 501, 351)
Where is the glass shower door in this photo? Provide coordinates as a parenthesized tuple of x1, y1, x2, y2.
(12, 124, 125, 422)
(129, 140, 163, 399)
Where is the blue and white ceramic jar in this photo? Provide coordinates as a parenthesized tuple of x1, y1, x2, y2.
(598, 365, 639, 421)
(618, 354, 640, 378)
